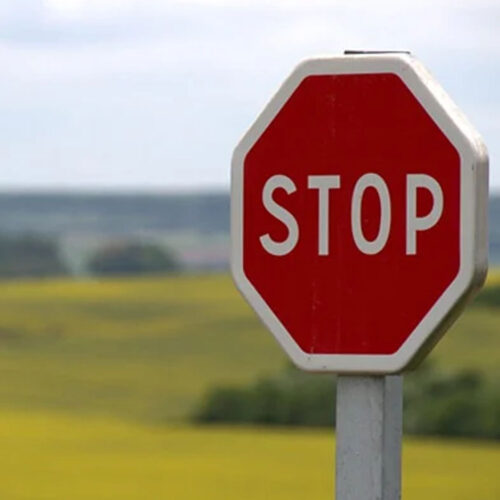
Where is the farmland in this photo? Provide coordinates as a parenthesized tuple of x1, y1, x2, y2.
(0, 272, 498, 498)
(0, 410, 498, 500)
(0, 274, 282, 422)
(0, 272, 499, 423)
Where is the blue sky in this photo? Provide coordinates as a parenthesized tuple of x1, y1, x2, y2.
(0, 0, 498, 191)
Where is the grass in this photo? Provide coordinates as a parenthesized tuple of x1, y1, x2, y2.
(0, 272, 499, 423)
(0, 409, 497, 500)
(0, 274, 283, 422)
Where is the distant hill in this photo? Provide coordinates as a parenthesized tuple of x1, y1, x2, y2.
(0, 192, 499, 269)
(0, 192, 230, 272)
(0, 192, 229, 236)
(490, 195, 500, 264)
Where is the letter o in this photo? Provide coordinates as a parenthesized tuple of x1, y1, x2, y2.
(351, 173, 391, 255)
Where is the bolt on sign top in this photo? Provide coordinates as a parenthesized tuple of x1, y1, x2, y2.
(231, 53, 488, 374)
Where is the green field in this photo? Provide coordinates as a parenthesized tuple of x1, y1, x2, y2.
(0, 274, 283, 422)
(0, 273, 498, 423)
(0, 273, 498, 499)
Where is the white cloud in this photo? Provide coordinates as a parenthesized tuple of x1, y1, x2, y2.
(0, 0, 497, 79)
(0, 0, 498, 189)
(43, 0, 135, 19)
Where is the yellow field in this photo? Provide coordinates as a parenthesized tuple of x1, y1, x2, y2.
(0, 409, 497, 500)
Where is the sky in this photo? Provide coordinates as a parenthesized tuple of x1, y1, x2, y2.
(0, 0, 498, 191)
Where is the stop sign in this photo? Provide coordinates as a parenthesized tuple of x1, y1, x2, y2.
(231, 54, 488, 373)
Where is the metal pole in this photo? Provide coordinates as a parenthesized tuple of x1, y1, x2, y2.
(335, 375, 403, 500)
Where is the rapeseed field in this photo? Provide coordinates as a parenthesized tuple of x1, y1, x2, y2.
(0, 273, 498, 498)
(0, 272, 498, 422)
(0, 410, 497, 500)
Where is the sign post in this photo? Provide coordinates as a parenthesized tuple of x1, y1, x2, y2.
(336, 376, 403, 499)
(231, 52, 488, 498)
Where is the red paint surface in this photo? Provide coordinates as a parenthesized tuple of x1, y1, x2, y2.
(243, 74, 460, 355)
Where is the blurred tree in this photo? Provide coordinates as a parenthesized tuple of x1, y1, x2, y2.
(0, 234, 67, 278)
(194, 360, 500, 438)
(88, 242, 180, 276)
(194, 364, 336, 428)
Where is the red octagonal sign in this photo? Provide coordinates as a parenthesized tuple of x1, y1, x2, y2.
(231, 54, 488, 373)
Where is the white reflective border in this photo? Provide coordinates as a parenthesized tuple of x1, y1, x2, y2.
(231, 54, 489, 374)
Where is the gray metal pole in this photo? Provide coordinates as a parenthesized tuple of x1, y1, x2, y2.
(335, 375, 403, 500)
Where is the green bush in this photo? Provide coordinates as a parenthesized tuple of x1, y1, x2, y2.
(193, 362, 500, 439)
(404, 363, 500, 439)
(88, 242, 180, 276)
(0, 234, 67, 278)
(194, 367, 336, 427)
(472, 284, 500, 308)
(196, 387, 256, 423)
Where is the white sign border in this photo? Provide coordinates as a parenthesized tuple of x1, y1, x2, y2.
(231, 54, 488, 374)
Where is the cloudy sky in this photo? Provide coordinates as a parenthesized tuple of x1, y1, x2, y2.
(0, 0, 498, 191)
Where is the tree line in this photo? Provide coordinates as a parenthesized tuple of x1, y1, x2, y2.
(0, 234, 180, 278)
(193, 361, 500, 440)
